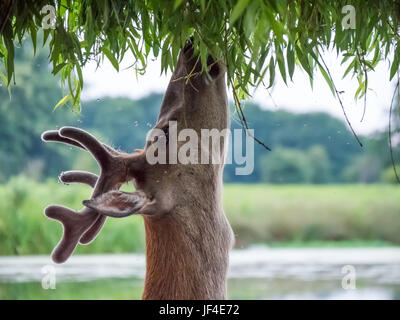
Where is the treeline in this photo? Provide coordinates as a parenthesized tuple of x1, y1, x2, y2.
(0, 40, 398, 184)
(225, 104, 398, 184)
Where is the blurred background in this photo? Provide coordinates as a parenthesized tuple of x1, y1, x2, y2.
(0, 39, 399, 300)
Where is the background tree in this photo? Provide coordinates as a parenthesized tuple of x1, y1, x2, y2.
(0, 39, 77, 181)
(259, 147, 313, 184)
(1, 0, 400, 134)
(1, 0, 400, 183)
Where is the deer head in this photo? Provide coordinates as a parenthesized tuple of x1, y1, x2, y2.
(42, 42, 233, 299)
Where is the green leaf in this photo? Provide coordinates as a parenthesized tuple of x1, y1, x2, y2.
(52, 62, 67, 75)
(29, 25, 37, 55)
(75, 64, 83, 89)
(102, 47, 119, 71)
(390, 43, 400, 80)
(174, 0, 185, 11)
(308, 50, 334, 95)
(275, 44, 287, 84)
(152, 42, 160, 57)
(287, 44, 295, 80)
(53, 94, 72, 110)
(268, 56, 275, 88)
(296, 46, 312, 79)
(5, 47, 14, 85)
(3, 23, 14, 84)
(230, 0, 250, 24)
(343, 58, 356, 79)
(318, 63, 335, 96)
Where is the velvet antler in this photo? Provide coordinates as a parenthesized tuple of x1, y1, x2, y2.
(41, 126, 147, 263)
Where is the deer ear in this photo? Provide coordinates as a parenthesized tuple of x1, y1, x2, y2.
(83, 191, 147, 218)
(204, 55, 224, 82)
(207, 55, 220, 79)
(183, 37, 194, 57)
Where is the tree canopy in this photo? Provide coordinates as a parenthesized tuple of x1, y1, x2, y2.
(2, 41, 396, 184)
(1, 0, 400, 113)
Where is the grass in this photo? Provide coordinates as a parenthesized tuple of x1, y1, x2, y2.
(264, 240, 396, 248)
(0, 278, 144, 300)
(0, 176, 399, 256)
(0, 176, 145, 255)
(225, 184, 400, 247)
(2, 277, 400, 300)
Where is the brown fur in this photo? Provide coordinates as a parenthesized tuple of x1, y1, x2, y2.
(42, 42, 234, 299)
(136, 45, 234, 299)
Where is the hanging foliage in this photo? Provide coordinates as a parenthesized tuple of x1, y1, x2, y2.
(0, 0, 399, 114)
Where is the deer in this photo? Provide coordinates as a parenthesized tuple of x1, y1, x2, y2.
(41, 42, 234, 300)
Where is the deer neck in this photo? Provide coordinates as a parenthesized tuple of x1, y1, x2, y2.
(141, 176, 233, 300)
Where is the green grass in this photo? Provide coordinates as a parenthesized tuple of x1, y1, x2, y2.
(0, 176, 399, 256)
(0, 278, 144, 300)
(265, 240, 396, 248)
(225, 184, 400, 247)
(0, 176, 145, 255)
(2, 277, 400, 300)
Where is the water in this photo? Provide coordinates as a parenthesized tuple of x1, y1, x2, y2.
(1, 247, 399, 299)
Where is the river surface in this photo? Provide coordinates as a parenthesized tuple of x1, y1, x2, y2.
(1, 246, 399, 299)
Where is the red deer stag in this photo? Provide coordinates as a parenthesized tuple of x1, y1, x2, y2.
(41, 43, 234, 299)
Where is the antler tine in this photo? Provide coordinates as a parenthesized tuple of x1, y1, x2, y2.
(44, 205, 98, 263)
(59, 170, 98, 188)
(79, 216, 106, 244)
(59, 127, 112, 169)
(42, 129, 121, 157)
(41, 130, 85, 149)
(57, 170, 103, 244)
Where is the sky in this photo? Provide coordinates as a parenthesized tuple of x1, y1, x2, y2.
(81, 50, 397, 136)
